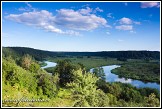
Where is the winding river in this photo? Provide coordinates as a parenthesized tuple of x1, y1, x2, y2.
(41, 61, 57, 69)
(42, 61, 160, 91)
(91, 65, 160, 91)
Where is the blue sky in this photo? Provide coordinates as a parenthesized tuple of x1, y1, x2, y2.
(2, 2, 160, 51)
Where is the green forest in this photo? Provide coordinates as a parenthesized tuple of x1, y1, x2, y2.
(2, 47, 160, 107)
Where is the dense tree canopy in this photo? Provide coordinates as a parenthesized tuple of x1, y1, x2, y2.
(3, 47, 160, 61)
(2, 47, 160, 107)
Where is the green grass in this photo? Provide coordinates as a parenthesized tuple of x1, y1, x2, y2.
(45, 57, 160, 83)
(46, 56, 124, 70)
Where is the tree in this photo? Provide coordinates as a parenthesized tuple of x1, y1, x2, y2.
(54, 59, 78, 86)
(144, 93, 160, 107)
(20, 54, 32, 70)
(29, 62, 40, 73)
(107, 83, 122, 99)
(67, 69, 99, 107)
(117, 57, 127, 61)
(37, 73, 59, 98)
(92, 67, 105, 81)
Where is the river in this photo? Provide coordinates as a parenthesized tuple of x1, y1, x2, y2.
(41, 61, 57, 69)
(90, 65, 160, 91)
(42, 61, 160, 91)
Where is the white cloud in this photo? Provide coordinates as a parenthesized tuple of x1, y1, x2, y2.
(64, 30, 80, 36)
(5, 8, 108, 36)
(119, 17, 132, 24)
(5, 10, 79, 36)
(82, 4, 90, 7)
(115, 78, 132, 83)
(115, 25, 133, 31)
(94, 7, 103, 13)
(25, 2, 32, 8)
(6, 10, 53, 26)
(18, 7, 27, 11)
(78, 7, 92, 15)
(116, 18, 140, 32)
(141, 2, 160, 8)
(54, 9, 107, 31)
(18, 2, 36, 12)
(107, 13, 114, 19)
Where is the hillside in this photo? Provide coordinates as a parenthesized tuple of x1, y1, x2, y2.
(2, 47, 160, 61)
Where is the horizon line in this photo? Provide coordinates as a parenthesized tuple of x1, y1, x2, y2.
(2, 46, 160, 52)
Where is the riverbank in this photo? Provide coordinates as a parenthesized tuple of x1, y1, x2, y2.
(42, 61, 160, 91)
(111, 62, 160, 83)
(46, 56, 124, 70)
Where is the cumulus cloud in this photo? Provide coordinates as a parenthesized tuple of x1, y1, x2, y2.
(6, 10, 53, 26)
(5, 10, 79, 35)
(5, 7, 108, 36)
(54, 9, 107, 31)
(78, 7, 92, 15)
(115, 25, 133, 31)
(119, 17, 141, 25)
(141, 2, 160, 8)
(119, 17, 132, 24)
(115, 17, 140, 32)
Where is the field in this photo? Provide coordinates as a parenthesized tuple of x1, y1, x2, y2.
(46, 56, 124, 70)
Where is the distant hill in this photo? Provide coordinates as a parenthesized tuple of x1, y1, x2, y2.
(2, 47, 160, 61)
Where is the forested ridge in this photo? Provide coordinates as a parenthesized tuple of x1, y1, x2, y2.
(2, 47, 160, 107)
(2, 47, 160, 61)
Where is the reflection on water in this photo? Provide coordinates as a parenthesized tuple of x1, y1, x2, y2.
(115, 78, 132, 83)
(41, 61, 57, 69)
(42, 61, 160, 91)
(91, 65, 160, 91)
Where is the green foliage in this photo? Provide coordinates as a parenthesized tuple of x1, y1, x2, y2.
(111, 62, 160, 83)
(54, 59, 82, 86)
(3, 47, 160, 61)
(49, 56, 124, 70)
(20, 54, 32, 70)
(107, 93, 118, 106)
(144, 93, 160, 107)
(2, 54, 160, 107)
(2, 58, 38, 94)
(138, 87, 159, 99)
(37, 73, 59, 98)
(39, 61, 47, 67)
(67, 69, 99, 107)
(92, 67, 105, 81)
(107, 82, 123, 99)
(121, 87, 142, 102)
(44, 67, 55, 74)
(117, 57, 127, 61)
(29, 62, 40, 73)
